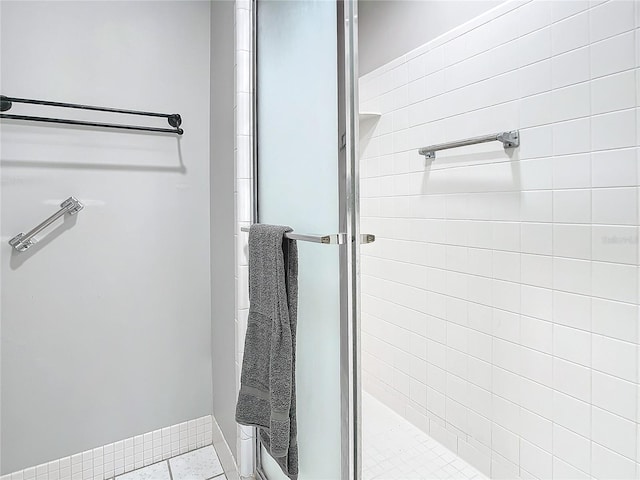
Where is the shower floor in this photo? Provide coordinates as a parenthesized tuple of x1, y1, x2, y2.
(362, 392, 486, 480)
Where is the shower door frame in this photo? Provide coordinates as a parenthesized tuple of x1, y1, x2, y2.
(250, 1, 362, 479)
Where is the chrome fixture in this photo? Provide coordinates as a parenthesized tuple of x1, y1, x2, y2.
(240, 226, 375, 245)
(418, 130, 520, 159)
(9, 197, 84, 251)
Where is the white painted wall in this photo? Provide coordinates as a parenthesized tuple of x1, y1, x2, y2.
(358, 0, 501, 75)
(0, 1, 213, 473)
(210, 0, 239, 459)
(360, 0, 640, 478)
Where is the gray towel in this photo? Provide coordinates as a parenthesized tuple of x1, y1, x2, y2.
(236, 224, 299, 479)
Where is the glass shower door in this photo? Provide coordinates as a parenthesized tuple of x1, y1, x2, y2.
(254, 0, 360, 479)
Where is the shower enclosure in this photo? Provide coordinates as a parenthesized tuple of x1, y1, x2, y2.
(250, 0, 363, 478)
(251, 0, 640, 479)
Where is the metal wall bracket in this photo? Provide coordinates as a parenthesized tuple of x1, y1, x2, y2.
(496, 130, 519, 149)
(8, 233, 34, 252)
(0, 96, 12, 112)
(60, 196, 84, 215)
(320, 233, 347, 244)
(9, 196, 84, 252)
(361, 233, 376, 244)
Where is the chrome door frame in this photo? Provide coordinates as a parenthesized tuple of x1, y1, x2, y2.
(250, 1, 361, 479)
(337, 1, 361, 479)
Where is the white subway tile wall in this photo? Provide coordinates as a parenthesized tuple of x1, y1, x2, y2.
(0, 416, 213, 480)
(359, 0, 639, 479)
(234, 0, 255, 476)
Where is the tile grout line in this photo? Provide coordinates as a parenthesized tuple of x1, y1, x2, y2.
(113, 444, 226, 480)
(167, 459, 174, 480)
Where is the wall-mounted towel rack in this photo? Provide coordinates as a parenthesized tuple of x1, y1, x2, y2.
(9, 197, 84, 252)
(240, 226, 376, 245)
(418, 130, 519, 159)
(0, 95, 183, 135)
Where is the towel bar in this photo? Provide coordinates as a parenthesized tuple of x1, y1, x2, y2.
(9, 197, 84, 251)
(418, 130, 519, 159)
(1, 95, 183, 135)
(240, 226, 375, 245)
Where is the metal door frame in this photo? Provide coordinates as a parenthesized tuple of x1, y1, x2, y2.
(250, 1, 361, 479)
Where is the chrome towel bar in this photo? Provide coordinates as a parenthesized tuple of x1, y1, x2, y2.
(241, 226, 345, 244)
(240, 226, 375, 245)
(9, 197, 84, 251)
(418, 130, 519, 159)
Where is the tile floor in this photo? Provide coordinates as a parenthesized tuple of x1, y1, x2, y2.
(362, 393, 486, 480)
(116, 445, 226, 480)
(111, 396, 484, 480)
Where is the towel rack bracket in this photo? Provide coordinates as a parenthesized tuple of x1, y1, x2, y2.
(497, 130, 519, 149)
(0, 96, 11, 112)
(168, 114, 182, 128)
(361, 234, 376, 244)
(61, 196, 84, 215)
(8, 233, 32, 252)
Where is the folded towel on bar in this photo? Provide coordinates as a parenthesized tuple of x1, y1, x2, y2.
(236, 224, 299, 479)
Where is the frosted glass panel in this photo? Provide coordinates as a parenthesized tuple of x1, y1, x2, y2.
(256, 0, 341, 478)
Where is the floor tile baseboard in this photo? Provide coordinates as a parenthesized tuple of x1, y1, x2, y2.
(1, 415, 214, 480)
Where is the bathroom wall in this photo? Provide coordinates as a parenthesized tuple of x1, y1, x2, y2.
(359, 0, 640, 478)
(210, 0, 239, 459)
(1, 1, 213, 473)
(358, 0, 501, 75)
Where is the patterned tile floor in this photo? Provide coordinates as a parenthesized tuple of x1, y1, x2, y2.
(116, 445, 226, 480)
(362, 393, 487, 480)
